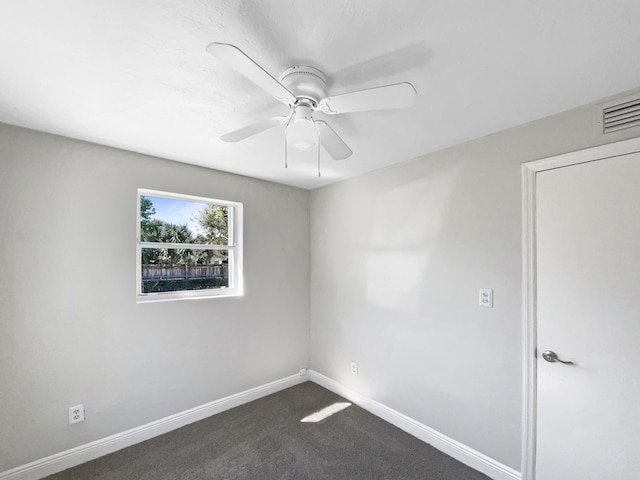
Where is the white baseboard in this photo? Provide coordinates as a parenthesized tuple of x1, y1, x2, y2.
(0, 372, 309, 480)
(309, 370, 521, 480)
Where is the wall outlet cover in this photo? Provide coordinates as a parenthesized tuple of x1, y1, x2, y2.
(479, 289, 493, 308)
(69, 404, 85, 425)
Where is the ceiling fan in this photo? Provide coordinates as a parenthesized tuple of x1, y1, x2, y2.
(206, 42, 417, 173)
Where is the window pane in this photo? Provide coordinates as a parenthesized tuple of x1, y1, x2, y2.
(140, 195, 229, 245)
(140, 248, 229, 293)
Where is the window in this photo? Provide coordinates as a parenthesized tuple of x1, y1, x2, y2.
(136, 189, 243, 301)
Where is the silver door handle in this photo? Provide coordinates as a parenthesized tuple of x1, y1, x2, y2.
(542, 350, 575, 365)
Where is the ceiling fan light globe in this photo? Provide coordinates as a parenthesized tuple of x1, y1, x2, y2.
(287, 117, 317, 150)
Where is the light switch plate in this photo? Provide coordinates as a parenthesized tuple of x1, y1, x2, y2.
(479, 288, 493, 308)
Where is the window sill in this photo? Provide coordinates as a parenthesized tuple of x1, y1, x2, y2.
(136, 288, 243, 303)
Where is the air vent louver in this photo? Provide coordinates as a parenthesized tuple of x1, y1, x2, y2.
(603, 98, 640, 134)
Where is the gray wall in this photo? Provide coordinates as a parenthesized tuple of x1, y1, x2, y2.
(0, 124, 310, 471)
(309, 88, 640, 470)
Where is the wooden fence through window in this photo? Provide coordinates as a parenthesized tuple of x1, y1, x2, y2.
(142, 264, 228, 280)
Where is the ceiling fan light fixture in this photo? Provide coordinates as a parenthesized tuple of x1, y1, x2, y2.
(286, 105, 317, 150)
(207, 43, 418, 168)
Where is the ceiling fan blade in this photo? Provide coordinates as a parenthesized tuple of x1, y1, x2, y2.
(319, 82, 417, 114)
(316, 121, 352, 160)
(206, 42, 297, 105)
(220, 116, 288, 142)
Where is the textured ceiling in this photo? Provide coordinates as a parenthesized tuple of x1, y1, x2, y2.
(1, 0, 639, 189)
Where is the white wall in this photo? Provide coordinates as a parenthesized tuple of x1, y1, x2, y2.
(0, 124, 310, 472)
(309, 88, 640, 470)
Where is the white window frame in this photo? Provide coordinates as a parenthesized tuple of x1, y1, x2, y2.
(136, 188, 243, 302)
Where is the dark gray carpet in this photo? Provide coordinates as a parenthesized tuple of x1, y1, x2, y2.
(43, 382, 490, 479)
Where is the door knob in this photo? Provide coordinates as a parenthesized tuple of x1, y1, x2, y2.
(541, 350, 575, 365)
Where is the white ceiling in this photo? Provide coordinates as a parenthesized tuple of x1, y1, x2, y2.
(1, 1, 639, 189)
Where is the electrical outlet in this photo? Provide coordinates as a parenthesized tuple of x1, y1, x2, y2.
(69, 404, 85, 425)
(351, 361, 358, 375)
(479, 288, 493, 308)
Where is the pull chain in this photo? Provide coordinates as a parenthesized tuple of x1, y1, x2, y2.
(284, 114, 294, 169)
(284, 134, 288, 168)
(317, 140, 321, 177)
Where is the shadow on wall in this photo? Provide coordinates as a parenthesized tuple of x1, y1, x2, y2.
(364, 160, 466, 312)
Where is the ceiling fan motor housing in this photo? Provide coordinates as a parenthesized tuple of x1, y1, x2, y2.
(279, 65, 328, 107)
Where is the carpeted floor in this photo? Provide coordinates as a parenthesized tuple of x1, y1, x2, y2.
(43, 382, 490, 479)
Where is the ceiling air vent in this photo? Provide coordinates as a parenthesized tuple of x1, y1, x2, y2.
(603, 98, 640, 134)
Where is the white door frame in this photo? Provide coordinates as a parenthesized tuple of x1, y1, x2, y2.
(521, 136, 640, 480)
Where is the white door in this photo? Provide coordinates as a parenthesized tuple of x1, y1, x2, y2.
(535, 153, 640, 479)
